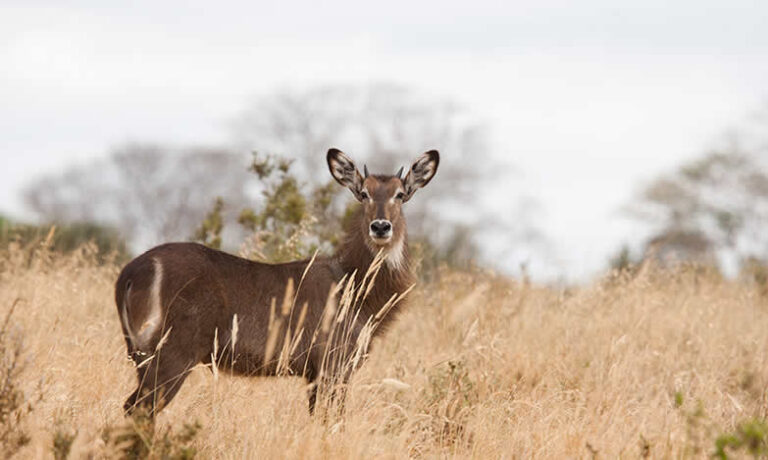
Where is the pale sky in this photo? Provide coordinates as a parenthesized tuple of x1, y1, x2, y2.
(2, 0, 768, 281)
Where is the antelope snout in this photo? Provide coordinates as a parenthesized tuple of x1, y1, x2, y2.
(369, 219, 393, 241)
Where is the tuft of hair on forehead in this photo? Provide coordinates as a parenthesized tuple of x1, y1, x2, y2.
(363, 175, 404, 198)
(370, 174, 399, 181)
(363, 174, 404, 187)
(367, 175, 405, 189)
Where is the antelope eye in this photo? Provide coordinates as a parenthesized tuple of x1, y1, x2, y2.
(396, 192, 405, 200)
(360, 191, 370, 200)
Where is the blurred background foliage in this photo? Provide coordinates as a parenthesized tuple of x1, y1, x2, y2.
(8, 84, 768, 281)
(15, 84, 515, 277)
(191, 150, 476, 277)
(0, 216, 128, 264)
(22, 144, 254, 251)
(624, 118, 768, 276)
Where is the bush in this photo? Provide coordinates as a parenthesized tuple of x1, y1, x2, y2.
(0, 217, 129, 264)
(51, 412, 77, 460)
(100, 410, 201, 460)
(191, 152, 349, 263)
(714, 418, 768, 459)
(0, 299, 39, 457)
(194, 152, 476, 279)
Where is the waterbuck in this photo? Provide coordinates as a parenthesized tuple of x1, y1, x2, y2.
(115, 148, 439, 417)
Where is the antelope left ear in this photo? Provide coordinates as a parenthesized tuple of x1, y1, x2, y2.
(402, 150, 439, 202)
(327, 148, 364, 199)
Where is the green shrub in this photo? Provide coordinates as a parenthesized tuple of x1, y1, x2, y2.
(0, 217, 129, 264)
(192, 197, 225, 250)
(100, 409, 201, 459)
(714, 418, 768, 459)
(222, 152, 345, 263)
(193, 152, 477, 276)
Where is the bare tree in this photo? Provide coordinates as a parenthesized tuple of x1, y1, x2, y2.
(232, 83, 529, 264)
(23, 143, 252, 250)
(630, 130, 768, 271)
(22, 84, 546, 273)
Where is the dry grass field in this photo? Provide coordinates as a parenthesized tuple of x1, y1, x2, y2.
(1, 243, 767, 458)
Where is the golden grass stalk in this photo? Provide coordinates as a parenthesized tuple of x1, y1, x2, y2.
(5, 244, 768, 458)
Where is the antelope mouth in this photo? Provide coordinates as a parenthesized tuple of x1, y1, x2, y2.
(369, 233, 393, 245)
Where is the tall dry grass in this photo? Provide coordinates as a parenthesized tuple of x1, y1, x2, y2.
(1, 242, 767, 458)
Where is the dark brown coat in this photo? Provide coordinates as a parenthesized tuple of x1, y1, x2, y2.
(115, 149, 438, 417)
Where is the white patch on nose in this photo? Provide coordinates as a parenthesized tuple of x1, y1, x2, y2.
(136, 258, 164, 349)
(369, 219, 393, 243)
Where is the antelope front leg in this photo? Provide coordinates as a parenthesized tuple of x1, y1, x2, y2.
(312, 368, 354, 422)
(124, 343, 195, 418)
(307, 381, 319, 416)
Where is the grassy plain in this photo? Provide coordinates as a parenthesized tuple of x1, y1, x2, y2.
(1, 244, 767, 458)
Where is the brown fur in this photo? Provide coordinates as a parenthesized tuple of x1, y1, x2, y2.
(115, 149, 438, 417)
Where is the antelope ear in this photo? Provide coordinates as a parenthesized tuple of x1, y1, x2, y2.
(327, 148, 364, 198)
(402, 150, 439, 202)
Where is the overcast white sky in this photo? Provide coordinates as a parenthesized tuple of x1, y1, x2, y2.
(2, 0, 768, 281)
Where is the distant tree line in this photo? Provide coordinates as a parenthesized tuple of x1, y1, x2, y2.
(14, 84, 768, 279)
(18, 84, 540, 274)
(0, 215, 128, 263)
(23, 144, 254, 250)
(620, 107, 768, 275)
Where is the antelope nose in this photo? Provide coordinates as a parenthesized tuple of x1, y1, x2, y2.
(370, 220, 392, 237)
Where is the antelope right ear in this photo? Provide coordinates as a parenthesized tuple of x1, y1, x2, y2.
(327, 148, 364, 198)
(402, 150, 439, 202)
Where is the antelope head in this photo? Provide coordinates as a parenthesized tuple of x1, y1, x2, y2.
(327, 148, 439, 252)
